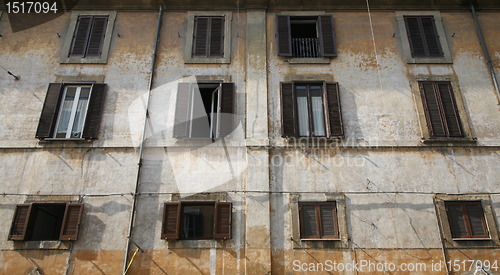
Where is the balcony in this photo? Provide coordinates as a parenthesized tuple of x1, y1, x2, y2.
(292, 38, 321, 58)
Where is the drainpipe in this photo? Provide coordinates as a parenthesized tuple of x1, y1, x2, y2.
(470, 4, 500, 103)
(123, 5, 163, 274)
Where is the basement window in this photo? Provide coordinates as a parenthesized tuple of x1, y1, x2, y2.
(9, 203, 84, 241)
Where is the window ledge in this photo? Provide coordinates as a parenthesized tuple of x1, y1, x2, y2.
(452, 238, 491, 241)
(42, 138, 88, 142)
(13, 240, 70, 250)
(166, 239, 227, 249)
(422, 138, 477, 145)
(300, 238, 340, 241)
(285, 58, 330, 64)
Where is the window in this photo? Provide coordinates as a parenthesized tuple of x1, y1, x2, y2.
(161, 202, 232, 240)
(445, 201, 489, 239)
(9, 203, 83, 241)
(418, 81, 463, 139)
(280, 82, 343, 138)
(395, 11, 452, 64)
(299, 202, 339, 239)
(184, 12, 232, 64)
(173, 82, 235, 139)
(35, 83, 107, 140)
(277, 15, 336, 58)
(60, 11, 116, 64)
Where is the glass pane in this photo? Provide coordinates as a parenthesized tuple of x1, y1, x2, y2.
(55, 87, 76, 138)
(296, 86, 309, 136)
(448, 205, 468, 237)
(182, 205, 214, 239)
(320, 204, 336, 237)
(302, 205, 317, 237)
(310, 86, 325, 136)
(71, 87, 90, 138)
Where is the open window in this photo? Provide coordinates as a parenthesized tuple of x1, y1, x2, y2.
(446, 201, 489, 239)
(280, 82, 343, 138)
(35, 83, 106, 140)
(299, 202, 339, 240)
(277, 15, 336, 58)
(173, 82, 235, 139)
(9, 203, 84, 241)
(161, 202, 232, 240)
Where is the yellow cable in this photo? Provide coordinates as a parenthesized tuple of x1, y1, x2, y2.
(123, 247, 140, 275)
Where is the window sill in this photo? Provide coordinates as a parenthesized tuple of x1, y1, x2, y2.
(184, 57, 230, 64)
(421, 138, 477, 145)
(452, 238, 491, 241)
(165, 239, 227, 249)
(300, 238, 340, 241)
(285, 58, 330, 64)
(406, 56, 452, 64)
(42, 138, 88, 142)
(13, 240, 70, 250)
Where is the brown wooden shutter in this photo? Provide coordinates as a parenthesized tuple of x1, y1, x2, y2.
(193, 17, 209, 57)
(9, 204, 32, 241)
(420, 82, 446, 138)
(85, 17, 108, 57)
(420, 17, 442, 57)
(82, 84, 106, 139)
(300, 204, 319, 238)
(447, 204, 468, 237)
(218, 83, 235, 138)
(209, 17, 224, 58)
(173, 83, 192, 138)
(436, 83, 463, 137)
(69, 16, 92, 57)
(319, 203, 338, 238)
(162, 203, 181, 240)
(214, 202, 232, 239)
(325, 83, 344, 137)
(36, 83, 64, 139)
(277, 15, 292, 57)
(281, 82, 296, 137)
(465, 203, 488, 238)
(318, 15, 337, 57)
(59, 204, 84, 241)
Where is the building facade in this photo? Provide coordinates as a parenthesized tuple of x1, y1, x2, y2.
(1, 0, 500, 274)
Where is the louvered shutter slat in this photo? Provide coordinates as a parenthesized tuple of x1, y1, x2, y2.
(421, 83, 446, 137)
(193, 17, 209, 57)
(301, 205, 318, 238)
(70, 16, 92, 57)
(318, 15, 337, 57)
(162, 203, 181, 239)
(82, 84, 106, 139)
(86, 17, 108, 57)
(209, 17, 224, 58)
(448, 205, 468, 237)
(281, 83, 296, 137)
(437, 83, 463, 137)
(326, 83, 343, 137)
(405, 17, 426, 57)
(36, 83, 64, 139)
(465, 204, 487, 237)
(9, 204, 31, 241)
(173, 83, 191, 138)
(421, 17, 442, 57)
(320, 204, 337, 237)
(60, 204, 84, 240)
(277, 15, 292, 56)
(219, 83, 235, 138)
(214, 202, 232, 239)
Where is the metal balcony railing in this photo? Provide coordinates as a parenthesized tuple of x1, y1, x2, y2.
(292, 38, 321, 58)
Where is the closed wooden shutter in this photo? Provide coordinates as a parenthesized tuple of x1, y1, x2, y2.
(281, 82, 296, 137)
(82, 84, 107, 139)
(420, 82, 446, 137)
(162, 203, 181, 239)
(319, 203, 338, 238)
(448, 204, 468, 237)
(277, 15, 292, 56)
(325, 83, 343, 137)
(420, 17, 442, 57)
(218, 83, 235, 138)
(437, 83, 462, 137)
(465, 203, 488, 238)
(69, 16, 92, 57)
(86, 17, 108, 57)
(60, 204, 84, 241)
(9, 204, 32, 241)
(214, 202, 232, 239)
(405, 17, 426, 57)
(35, 83, 63, 139)
(300, 204, 318, 238)
(405, 16, 442, 58)
(173, 83, 192, 138)
(318, 15, 337, 57)
(209, 17, 225, 58)
(193, 17, 209, 57)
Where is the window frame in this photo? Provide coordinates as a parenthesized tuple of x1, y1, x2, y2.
(299, 201, 339, 240)
(53, 85, 92, 139)
(396, 11, 452, 64)
(184, 11, 232, 64)
(445, 201, 489, 239)
(60, 11, 117, 64)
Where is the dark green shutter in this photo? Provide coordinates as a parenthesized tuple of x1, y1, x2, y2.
(193, 17, 209, 57)
(325, 83, 344, 137)
(82, 84, 106, 139)
(281, 82, 296, 137)
(219, 83, 235, 138)
(36, 83, 63, 139)
(318, 15, 337, 57)
(69, 16, 92, 57)
(86, 17, 108, 57)
(277, 15, 292, 56)
(209, 17, 224, 58)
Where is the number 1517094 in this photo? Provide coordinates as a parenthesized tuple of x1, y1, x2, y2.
(6, 2, 58, 13)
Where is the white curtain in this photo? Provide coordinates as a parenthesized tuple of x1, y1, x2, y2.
(311, 97, 325, 136)
(71, 98, 89, 137)
(56, 100, 74, 137)
(297, 97, 309, 136)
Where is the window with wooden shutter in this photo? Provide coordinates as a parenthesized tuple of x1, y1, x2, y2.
(192, 16, 225, 58)
(173, 82, 236, 139)
(280, 81, 343, 138)
(446, 201, 489, 239)
(404, 16, 442, 58)
(162, 203, 181, 240)
(277, 15, 336, 58)
(299, 202, 339, 239)
(36, 83, 106, 140)
(419, 81, 463, 139)
(214, 202, 232, 239)
(69, 16, 108, 58)
(8, 203, 84, 241)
